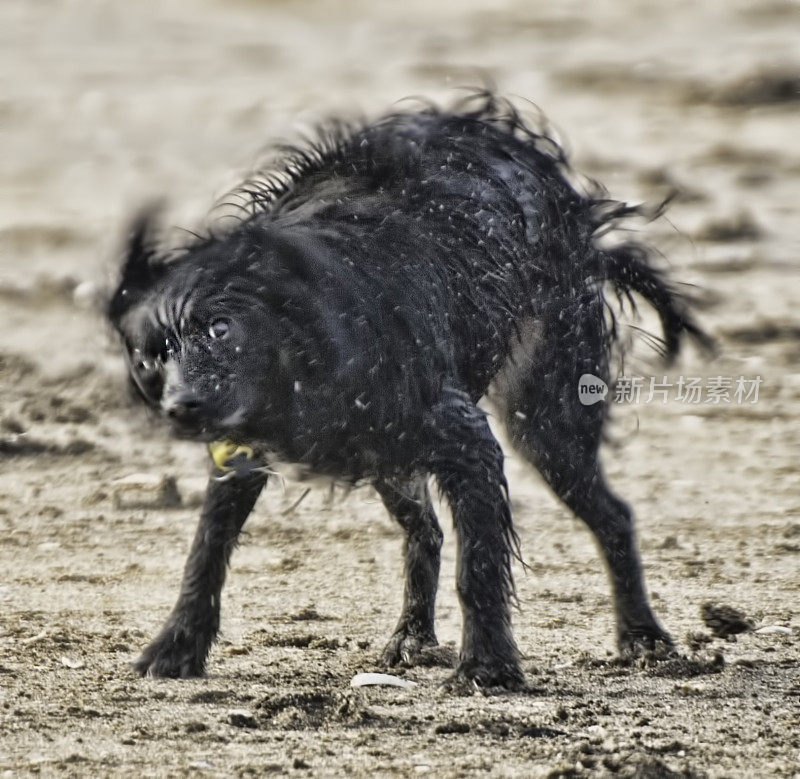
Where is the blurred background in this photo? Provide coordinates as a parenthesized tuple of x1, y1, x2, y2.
(1, 1, 798, 775)
(1, 0, 798, 370)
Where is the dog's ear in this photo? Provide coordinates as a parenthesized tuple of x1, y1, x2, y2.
(120, 203, 163, 287)
(108, 204, 163, 324)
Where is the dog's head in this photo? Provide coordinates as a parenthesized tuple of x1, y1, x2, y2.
(108, 209, 283, 442)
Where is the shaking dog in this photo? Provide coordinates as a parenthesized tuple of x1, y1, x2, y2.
(108, 93, 709, 688)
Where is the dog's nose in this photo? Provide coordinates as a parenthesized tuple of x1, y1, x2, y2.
(162, 390, 205, 423)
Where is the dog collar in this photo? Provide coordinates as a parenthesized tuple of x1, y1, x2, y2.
(208, 440, 255, 472)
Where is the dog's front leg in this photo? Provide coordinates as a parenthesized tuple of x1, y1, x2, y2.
(425, 389, 525, 690)
(374, 476, 444, 666)
(133, 467, 268, 678)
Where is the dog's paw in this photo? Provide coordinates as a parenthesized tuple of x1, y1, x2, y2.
(618, 622, 675, 659)
(380, 629, 451, 668)
(441, 657, 527, 693)
(133, 627, 208, 679)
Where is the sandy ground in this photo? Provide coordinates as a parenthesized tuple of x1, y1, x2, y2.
(1, 0, 799, 776)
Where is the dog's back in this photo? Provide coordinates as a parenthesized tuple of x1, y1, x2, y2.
(230, 93, 706, 403)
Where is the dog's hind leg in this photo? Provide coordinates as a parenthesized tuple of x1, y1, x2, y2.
(374, 476, 448, 667)
(501, 297, 672, 656)
(425, 388, 525, 689)
(133, 467, 268, 678)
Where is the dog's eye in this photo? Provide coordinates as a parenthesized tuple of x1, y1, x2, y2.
(164, 333, 179, 358)
(208, 319, 230, 340)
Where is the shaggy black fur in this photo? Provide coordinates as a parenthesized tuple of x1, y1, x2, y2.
(108, 93, 709, 688)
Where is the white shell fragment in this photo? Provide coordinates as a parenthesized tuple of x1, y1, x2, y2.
(60, 656, 85, 669)
(350, 672, 417, 689)
(755, 625, 793, 635)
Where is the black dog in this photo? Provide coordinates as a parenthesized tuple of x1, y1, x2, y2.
(108, 93, 709, 688)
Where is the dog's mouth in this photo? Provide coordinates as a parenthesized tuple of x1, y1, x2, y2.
(165, 417, 215, 441)
(160, 406, 217, 441)
(162, 405, 249, 443)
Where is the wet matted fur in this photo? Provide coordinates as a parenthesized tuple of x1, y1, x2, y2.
(107, 92, 710, 688)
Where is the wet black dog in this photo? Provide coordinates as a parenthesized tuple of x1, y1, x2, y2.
(108, 93, 709, 688)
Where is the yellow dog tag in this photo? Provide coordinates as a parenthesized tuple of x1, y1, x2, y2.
(208, 440, 255, 472)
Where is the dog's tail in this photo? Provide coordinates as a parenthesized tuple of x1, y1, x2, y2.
(601, 241, 715, 364)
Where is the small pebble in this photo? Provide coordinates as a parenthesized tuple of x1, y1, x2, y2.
(434, 721, 470, 735)
(72, 280, 101, 309)
(227, 709, 257, 729)
(111, 473, 182, 509)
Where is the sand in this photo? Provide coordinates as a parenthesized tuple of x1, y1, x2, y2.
(1, 0, 798, 775)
